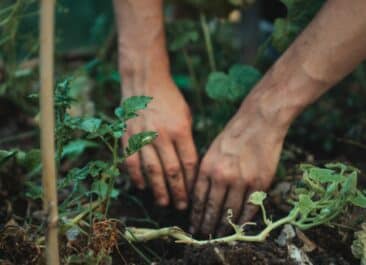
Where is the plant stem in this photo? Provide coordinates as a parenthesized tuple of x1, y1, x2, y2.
(260, 204, 271, 226)
(105, 137, 119, 216)
(124, 210, 298, 245)
(39, 0, 59, 264)
(200, 12, 216, 72)
(67, 200, 103, 227)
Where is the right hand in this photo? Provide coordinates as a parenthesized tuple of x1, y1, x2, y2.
(122, 77, 198, 210)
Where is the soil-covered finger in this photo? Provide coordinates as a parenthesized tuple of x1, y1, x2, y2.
(190, 176, 210, 234)
(238, 189, 260, 224)
(174, 132, 198, 193)
(199, 184, 227, 235)
(140, 145, 169, 206)
(154, 137, 188, 210)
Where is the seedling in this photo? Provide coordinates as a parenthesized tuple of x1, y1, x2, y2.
(123, 163, 366, 245)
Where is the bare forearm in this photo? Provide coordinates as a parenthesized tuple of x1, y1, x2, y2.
(243, 0, 366, 131)
(113, 0, 171, 96)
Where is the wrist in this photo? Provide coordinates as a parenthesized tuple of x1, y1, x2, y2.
(119, 46, 172, 97)
(240, 50, 328, 133)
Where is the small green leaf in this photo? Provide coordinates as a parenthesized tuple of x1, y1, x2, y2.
(308, 167, 343, 183)
(61, 140, 98, 158)
(117, 96, 152, 120)
(88, 161, 109, 177)
(110, 121, 126, 139)
(205, 71, 236, 101)
(341, 172, 358, 195)
(125, 131, 158, 156)
(248, 191, 267, 206)
(228, 64, 261, 94)
(349, 191, 366, 208)
(206, 65, 261, 102)
(18, 149, 41, 172)
(91, 180, 119, 199)
(0, 149, 17, 165)
(297, 194, 315, 216)
(80, 118, 102, 133)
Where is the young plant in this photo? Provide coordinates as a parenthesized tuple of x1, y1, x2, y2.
(55, 81, 157, 224)
(123, 163, 366, 245)
(19, 79, 157, 262)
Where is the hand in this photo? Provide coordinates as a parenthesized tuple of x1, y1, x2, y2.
(190, 101, 287, 236)
(122, 78, 198, 210)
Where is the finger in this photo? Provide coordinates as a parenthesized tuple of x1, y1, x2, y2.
(122, 135, 145, 189)
(190, 175, 210, 234)
(216, 186, 246, 237)
(140, 145, 169, 207)
(200, 184, 227, 236)
(238, 189, 259, 225)
(174, 131, 198, 193)
(154, 136, 188, 210)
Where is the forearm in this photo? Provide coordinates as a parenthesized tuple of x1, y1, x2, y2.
(113, 0, 171, 96)
(243, 0, 366, 131)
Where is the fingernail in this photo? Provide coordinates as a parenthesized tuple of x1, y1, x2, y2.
(157, 197, 169, 207)
(176, 201, 187, 210)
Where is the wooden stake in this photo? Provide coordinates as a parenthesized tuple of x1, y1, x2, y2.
(40, 0, 59, 264)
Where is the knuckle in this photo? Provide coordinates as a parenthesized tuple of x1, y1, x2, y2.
(199, 166, 210, 178)
(171, 123, 191, 138)
(165, 165, 181, 179)
(125, 158, 138, 168)
(244, 175, 257, 186)
(183, 158, 197, 171)
(145, 163, 161, 175)
(211, 168, 235, 185)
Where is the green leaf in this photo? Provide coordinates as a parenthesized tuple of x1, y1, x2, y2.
(18, 149, 41, 172)
(117, 96, 152, 120)
(88, 161, 109, 177)
(205, 71, 236, 101)
(25, 182, 43, 200)
(0, 149, 17, 166)
(271, 0, 325, 52)
(170, 30, 198, 51)
(205, 65, 261, 102)
(350, 191, 366, 208)
(91, 180, 119, 199)
(248, 191, 267, 206)
(297, 194, 315, 216)
(167, 19, 199, 51)
(308, 167, 339, 183)
(110, 121, 126, 139)
(80, 118, 102, 133)
(61, 140, 98, 158)
(228, 64, 261, 95)
(125, 131, 158, 156)
(341, 172, 358, 195)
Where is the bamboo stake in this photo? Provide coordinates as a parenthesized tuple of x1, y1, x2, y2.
(39, 0, 59, 264)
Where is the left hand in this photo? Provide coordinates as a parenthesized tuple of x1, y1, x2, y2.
(190, 102, 286, 236)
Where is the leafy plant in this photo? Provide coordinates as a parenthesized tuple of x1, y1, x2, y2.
(123, 163, 366, 244)
(19, 79, 157, 262)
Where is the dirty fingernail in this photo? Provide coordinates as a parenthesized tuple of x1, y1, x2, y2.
(176, 201, 187, 210)
(157, 197, 169, 206)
